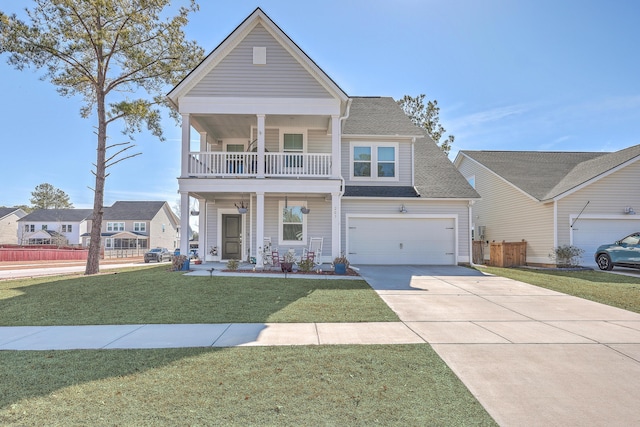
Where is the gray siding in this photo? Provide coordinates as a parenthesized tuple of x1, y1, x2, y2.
(458, 157, 554, 264)
(187, 24, 332, 99)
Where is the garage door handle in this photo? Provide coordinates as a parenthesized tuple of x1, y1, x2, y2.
(400, 243, 403, 249)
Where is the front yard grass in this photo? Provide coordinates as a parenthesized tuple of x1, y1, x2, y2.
(478, 266, 640, 313)
(0, 266, 398, 325)
(0, 345, 496, 426)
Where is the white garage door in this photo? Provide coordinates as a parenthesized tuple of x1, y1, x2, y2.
(347, 217, 456, 265)
(571, 218, 640, 265)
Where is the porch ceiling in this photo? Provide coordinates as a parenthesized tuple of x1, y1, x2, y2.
(191, 114, 331, 139)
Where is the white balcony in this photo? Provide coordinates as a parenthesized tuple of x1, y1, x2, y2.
(187, 152, 332, 178)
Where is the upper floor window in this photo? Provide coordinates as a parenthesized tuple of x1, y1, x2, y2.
(107, 222, 125, 232)
(62, 224, 72, 233)
(42, 225, 48, 230)
(281, 130, 306, 168)
(24, 224, 35, 233)
(350, 142, 398, 180)
(279, 201, 306, 245)
(133, 222, 146, 232)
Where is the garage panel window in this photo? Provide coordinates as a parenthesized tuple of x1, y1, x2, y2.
(351, 142, 398, 181)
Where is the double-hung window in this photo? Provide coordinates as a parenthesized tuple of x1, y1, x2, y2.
(62, 224, 72, 233)
(282, 130, 305, 168)
(279, 201, 306, 245)
(133, 222, 146, 232)
(351, 142, 398, 180)
(107, 222, 125, 232)
(24, 224, 35, 233)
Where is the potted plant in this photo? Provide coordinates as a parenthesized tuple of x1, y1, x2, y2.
(333, 253, 349, 275)
(281, 250, 296, 273)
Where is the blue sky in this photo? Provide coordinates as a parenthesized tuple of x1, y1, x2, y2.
(1, 0, 639, 210)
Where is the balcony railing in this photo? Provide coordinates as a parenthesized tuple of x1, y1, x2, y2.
(188, 152, 332, 178)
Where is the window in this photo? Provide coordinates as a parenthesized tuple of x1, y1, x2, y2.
(107, 222, 125, 232)
(42, 225, 47, 230)
(279, 201, 306, 245)
(133, 222, 146, 232)
(24, 224, 34, 233)
(226, 144, 245, 152)
(351, 143, 398, 180)
(62, 224, 72, 233)
(282, 130, 306, 168)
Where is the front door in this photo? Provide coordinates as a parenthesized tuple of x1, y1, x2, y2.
(222, 214, 242, 260)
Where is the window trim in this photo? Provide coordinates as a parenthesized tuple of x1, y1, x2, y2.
(349, 142, 399, 181)
(278, 200, 307, 246)
(107, 222, 125, 232)
(133, 222, 147, 232)
(279, 128, 307, 153)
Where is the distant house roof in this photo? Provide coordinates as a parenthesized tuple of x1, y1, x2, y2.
(103, 201, 168, 221)
(459, 144, 640, 201)
(0, 207, 27, 220)
(343, 97, 425, 137)
(18, 209, 93, 222)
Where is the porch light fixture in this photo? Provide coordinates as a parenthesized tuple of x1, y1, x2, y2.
(400, 204, 407, 214)
(190, 209, 199, 216)
(301, 206, 310, 215)
(624, 206, 636, 215)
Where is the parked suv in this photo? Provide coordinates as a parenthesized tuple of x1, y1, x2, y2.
(144, 247, 172, 263)
(595, 232, 640, 271)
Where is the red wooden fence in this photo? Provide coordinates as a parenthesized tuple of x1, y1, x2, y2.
(0, 246, 89, 262)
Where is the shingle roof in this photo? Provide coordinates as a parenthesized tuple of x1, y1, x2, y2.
(343, 97, 425, 137)
(414, 133, 480, 199)
(343, 186, 419, 198)
(460, 144, 640, 201)
(0, 207, 23, 219)
(19, 209, 93, 222)
(103, 201, 168, 221)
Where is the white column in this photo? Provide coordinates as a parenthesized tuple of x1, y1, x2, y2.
(198, 199, 206, 261)
(331, 115, 340, 179)
(181, 114, 190, 177)
(199, 131, 207, 151)
(331, 192, 341, 259)
(257, 114, 266, 178)
(180, 192, 189, 256)
(255, 192, 265, 267)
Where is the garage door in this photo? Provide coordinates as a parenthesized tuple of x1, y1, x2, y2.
(347, 217, 456, 265)
(571, 218, 640, 265)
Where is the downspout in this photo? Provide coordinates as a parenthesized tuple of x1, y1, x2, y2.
(338, 98, 352, 197)
(469, 200, 475, 266)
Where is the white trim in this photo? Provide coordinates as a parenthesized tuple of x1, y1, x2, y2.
(553, 200, 558, 248)
(177, 96, 341, 115)
(278, 200, 307, 246)
(279, 128, 308, 153)
(345, 214, 459, 264)
(569, 214, 640, 247)
(349, 142, 399, 182)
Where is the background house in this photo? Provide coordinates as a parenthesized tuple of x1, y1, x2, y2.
(454, 145, 640, 266)
(169, 8, 479, 266)
(0, 207, 27, 245)
(96, 201, 180, 256)
(18, 209, 92, 246)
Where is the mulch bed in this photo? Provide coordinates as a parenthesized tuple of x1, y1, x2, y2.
(222, 268, 360, 276)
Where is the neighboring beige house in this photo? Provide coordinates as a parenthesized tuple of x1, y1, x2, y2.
(454, 144, 640, 266)
(168, 8, 479, 266)
(95, 201, 180, 255)
(0, 207, 27, 245)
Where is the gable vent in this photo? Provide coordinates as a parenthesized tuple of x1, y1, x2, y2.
(253, 47, 266, 65)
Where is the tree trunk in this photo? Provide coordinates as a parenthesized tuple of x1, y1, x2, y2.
(84, 89, 107, 275)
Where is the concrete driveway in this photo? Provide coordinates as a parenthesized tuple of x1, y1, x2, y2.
(357, 265, 640, 427)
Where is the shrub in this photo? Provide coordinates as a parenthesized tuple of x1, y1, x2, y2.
(550, 245, 584, 267)
(226, 259, 239, 270)
(297, 258, 315, 272)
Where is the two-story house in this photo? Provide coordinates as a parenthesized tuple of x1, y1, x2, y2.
(0, 207, 27, 245)
(169, 8, 479, 267)
(96, 201, 180, 255)
(18, 209, 92, 246)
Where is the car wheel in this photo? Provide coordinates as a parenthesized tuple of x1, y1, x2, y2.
(596, 253, 613, 271)
(144, 260, 149, 263)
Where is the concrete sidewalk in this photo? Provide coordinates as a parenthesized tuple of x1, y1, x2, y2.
(358, 265, 640, 427)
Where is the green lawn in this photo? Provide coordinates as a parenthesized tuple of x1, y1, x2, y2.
(478, 266, 640, 313)
(0, 267, 497, 425)
(0, 266, 398, 325)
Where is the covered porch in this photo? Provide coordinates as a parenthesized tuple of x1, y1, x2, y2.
(179, 180, 342, 268)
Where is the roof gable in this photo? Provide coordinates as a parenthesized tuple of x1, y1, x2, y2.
(168, 8, 347, 105)
(0, 207, 26, 220)
(458, 144, 640, 201)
